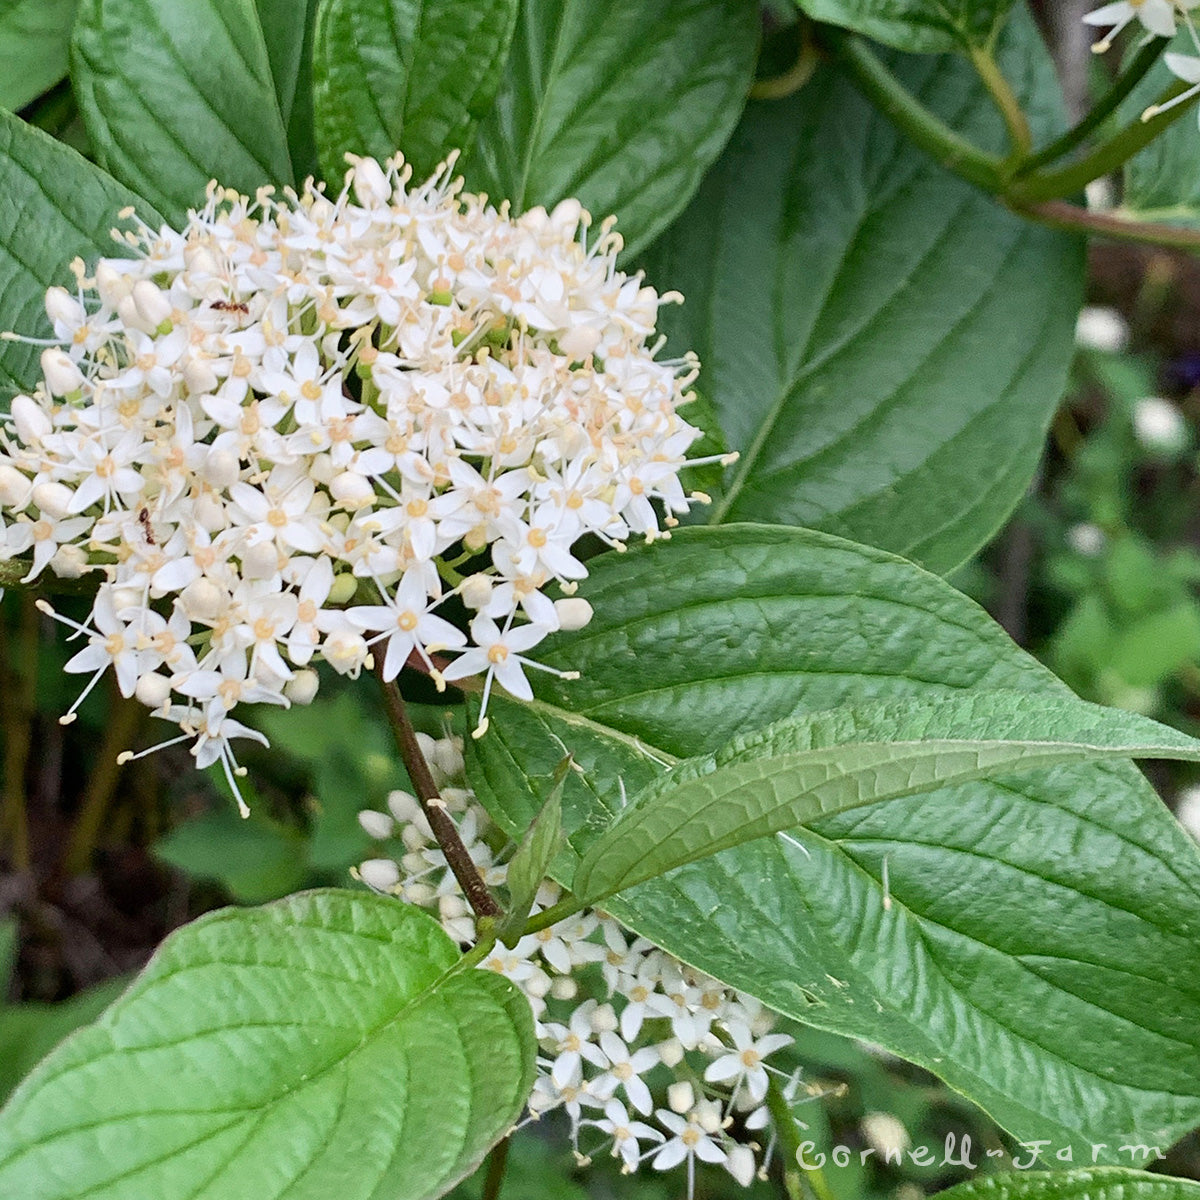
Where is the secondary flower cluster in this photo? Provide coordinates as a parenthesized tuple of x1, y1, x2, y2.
(356, 736, 802, 1198)
(0, 157, 712, 807)
(1084, 1, 1200, 125)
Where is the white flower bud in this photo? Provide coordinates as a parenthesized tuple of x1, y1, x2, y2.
(32, 481, 75, 519)
(132, 279, 173, 328)
(1134, 396, 1188, 452)
(44, 286, 84, 328)
(387, 788, 421, 824)
(725, 1145, 756, 1188)
(401, 823, 429, 850)
(589, 1003, 618, 1034)
(432, 739, 465, 781)
(667, 1081, 694, 1113)
(135, 671, 173, 708)
(460, 573, 493, 610)
(193, 492, 227, 533)
(116, 294, 152, 334)
(183, 244, 220, 278)
(183, 356, 219, 394)
(658, 1037, 685, 1068)
(180, 578, 224, 620)
(0, 464, 32, 508)
(357, 809, 395, 840)
(324, 628, 369, 674)
(11, 395, 51, 445)
(558, 325, 601, 360)
(403, 881, 437, 906)
(549, 976, 578, 1000)
(330, 470, 375, 507)
(696, 1102, 723, 1134)
(40, 348, 84, 397)
(549, 197, 583, 234)
(242, 540, 280, 579)
(861, 1112, 910, 1158)
(553, 597, 593, 631)
(307, 452, 335, 485)
(202, 448, 240, 489)
(49, 544, 88, 578)
(94, 261, 131, 307)
(523, 969, 553, 999)
(439, 893, 467, 920)
(1066, 522, 1105, 557)
(283, 668, 320, 705)
(352, 157, 392, 207)
(358, 857, 401, 891)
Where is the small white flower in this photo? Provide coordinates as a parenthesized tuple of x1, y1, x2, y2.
(703, 1020, 794, 1104)
(590, 1098, 664, 1171)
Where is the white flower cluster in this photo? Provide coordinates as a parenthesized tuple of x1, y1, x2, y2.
(357, 739, 801, 1199)
(1084, 1, 1200, 126)
(0, 156, 716, 810)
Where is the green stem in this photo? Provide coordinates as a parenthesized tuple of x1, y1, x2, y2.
(1010, 197, 1200, 250)
(1018, 35, 1170, 174)
(1009, 78, 1200, 203)
(828, 28, 1005, 192)
(766, 1074, 831, 1200)
(969, 44, 1032, 162)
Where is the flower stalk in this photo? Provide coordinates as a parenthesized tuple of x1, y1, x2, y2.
(374, 660, 502, 918)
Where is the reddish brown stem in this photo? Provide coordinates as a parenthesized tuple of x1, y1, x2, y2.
(373, 660, 501, 918)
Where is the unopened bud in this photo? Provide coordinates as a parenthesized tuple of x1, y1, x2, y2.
(725, 1145, 756, 1188)
(33, 481, 74, 519)
(667, 1081, 694, 1113)
(44, 286, 84, 329)
(135, 672, 172, 708)
(358, 858, 401, 891)
(183, 356, 219, 394)
(49, 544, 88, 578)
(283, 668, 320, 705)
(40, 348, 84, 397)
(549, 976, 578, 1001)
(658, 1038, 684, 1068)
(0, 464, 32, 508)
(132, 279, 173, 329)
(352, 157, 391, 207)
(357, 809, 395, 840)
(330, 470, 375, 508)
(554, 597, 593, 631)
(180, 577, 224, 620)
(242, 540, 280, 579)
(460, 573, 493, 610)
(94, 261, 131, 307)
(328, 572, 358, 605)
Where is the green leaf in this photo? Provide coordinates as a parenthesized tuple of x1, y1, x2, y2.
(0, 0, 79, 113)
(465, 525, 1200, 1157)
(1120, 32, 1200, 228)
(313, 0, 519, 184)
(0, 890, 535, 1200)
(153, 798, 309, 903)
(500, 754, 569, 940)
(0, 109, 160, 400)
(643, 11, 1083, 573)
(0, 979, 128, 1104)
(937, 1169, 1200, 1199)
(572, 692, 1200, 903)
(70, 0, 295, 225)
(466, 0, 760, 257)
(256, 0, 321, 180)
(795, 0, 1017, 52)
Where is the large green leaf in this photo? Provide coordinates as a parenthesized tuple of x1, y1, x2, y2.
(937, 1169, 1200, 1199)
(256, 0, 321, 180)
(0, 0, 79, 112)
(71, 0, 294, 224)
(0, 109, 160, 401)
(465, 525, 1200, 1157)
(313, 0, 519, 184)
(466, 0, 760, 257)
(572, 692, 1200, 902)
(0, 890, 535, 1200)
(796, 0, 1017, 52)
(643, 12, 1083, 574)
